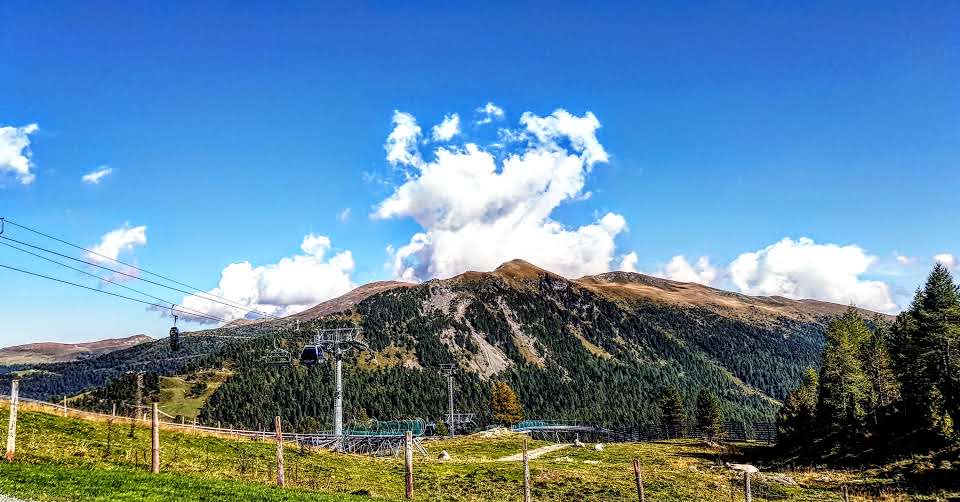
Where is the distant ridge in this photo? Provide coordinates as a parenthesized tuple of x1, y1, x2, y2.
(0, 335, 153, 365)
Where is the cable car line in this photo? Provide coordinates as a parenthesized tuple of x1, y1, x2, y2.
(0, 239, 225, 324)
(0, 262, 228, 324)
(0, 234, 269, 320)
(1, 218, 278, 320)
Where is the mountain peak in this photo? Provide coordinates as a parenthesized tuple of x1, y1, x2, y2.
(493, 259, 551, 280)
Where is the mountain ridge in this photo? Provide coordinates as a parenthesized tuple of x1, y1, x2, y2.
(0, 335, 153, 365)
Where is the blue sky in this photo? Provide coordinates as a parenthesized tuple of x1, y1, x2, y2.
(1, 1, 957, 345)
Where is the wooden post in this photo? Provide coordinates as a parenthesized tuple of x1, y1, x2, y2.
(843, 485, 849, 502)
(151, 402, 160, 474)
(523, 438, 531, 502)
(62, 395, 67, 417)
(274, 416, 285, 487)
(743, 471, 751, 502)
(111, 402, 116, 418)
(5, 380, 19, 462)
(404, 430, 413, 499)
(633, 458, 645, 502)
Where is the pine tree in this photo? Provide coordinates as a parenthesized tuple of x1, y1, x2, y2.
(660, 384, 685, 439)
(889, 263, 960, 441)
(695, 389, 724, 439)
(816, 308, 871, 451)
(491, 381, 523, 425)
(776, 367, 818, 451)
(861, 316, 899, 425)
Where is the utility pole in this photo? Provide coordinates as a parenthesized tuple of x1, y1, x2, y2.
(439, 364, 456, 437)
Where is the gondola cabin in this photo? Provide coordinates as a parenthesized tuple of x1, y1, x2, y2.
(300, 345, 321, 366)
(168, 326, 181, 352)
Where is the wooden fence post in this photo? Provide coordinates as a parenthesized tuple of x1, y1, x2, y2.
(62, 395, 67, 417)
(743, 471, 751, 502)
(275, 416, 285, 487)
(843, 485, 849, 502)
(404, 430, 414, 499)
(151, 402, 160, 474)
(5, 380, 19, 462)
(633, 458, 645, 502)
(523, 438, 531, 502)
(111, 402, 116, 418)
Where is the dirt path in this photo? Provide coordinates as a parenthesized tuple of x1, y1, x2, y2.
(497, 443, 569, 462)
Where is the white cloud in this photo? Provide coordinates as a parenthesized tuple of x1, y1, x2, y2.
(376, 108, 625, 281)
(0, 123, 40, 185)
(88, 224, 147, 263)
(658, 255, 718, 285)
(728, 237, 896, 312)
(81, 165, 113, 185)
(431, 113, 460, 142)
(338, 207, 352, 222)
(178, 234, 356, 323)
(475, 102, 505, 124)
(934, 253, 956, 270)
(384, 111, 422, 168)
(619, 252, 639, 273)
(894, 254, 915, 266)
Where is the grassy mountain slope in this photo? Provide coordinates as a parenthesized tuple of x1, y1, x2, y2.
(0, 335, 152, 365)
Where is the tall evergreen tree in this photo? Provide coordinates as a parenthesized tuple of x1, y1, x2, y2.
(861, 316, 899, 425)
(889, 263, 960, 441)
(660, 384, 686, 439)
(816, 308, 871, 450)
(777, 367, 818, 451)
(696, 389, 724, 439)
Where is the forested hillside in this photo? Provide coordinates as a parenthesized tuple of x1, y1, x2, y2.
(4, 260, 877, 433)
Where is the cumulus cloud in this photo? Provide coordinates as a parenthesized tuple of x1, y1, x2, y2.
(728, 237, 896, 312)
(376, 107, 625, 281)
(431, 113, 460, 141)
(0, 123, 40, 185)
(384, 111, 422, 167)
(934, 253, 956, 270)
(658, 255, 718, 285)
(178, 234, 356, 323)
(619, 252, 639, 273)
(88, 224, 147, 263)
(81, 165, 113, 184)
(475, 102, 505, 124)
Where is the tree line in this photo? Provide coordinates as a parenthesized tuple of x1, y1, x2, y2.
(777, 263, 960, 462)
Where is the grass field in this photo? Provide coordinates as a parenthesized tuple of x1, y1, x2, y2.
(157, 370, 230, 420)
(0, 402, 952, 501)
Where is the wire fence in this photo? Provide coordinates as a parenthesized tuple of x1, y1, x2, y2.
(1, 391, 934, 501)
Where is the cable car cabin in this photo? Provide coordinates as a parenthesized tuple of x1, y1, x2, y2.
(300, 345, 321, 366)
(169, 326, 181, 352)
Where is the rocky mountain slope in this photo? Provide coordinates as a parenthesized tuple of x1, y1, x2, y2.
(0, 335, 152, 365)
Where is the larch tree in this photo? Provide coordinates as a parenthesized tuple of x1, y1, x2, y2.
(695, 389, 724, 439)
(660, 384, 686, 439)
(491, 381, 524, 426)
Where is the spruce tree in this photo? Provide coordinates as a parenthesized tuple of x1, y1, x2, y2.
(776, 367, 818, 451)
(696, 389, 724, 439)
(861, 316, 899, 425)
(660, 385, 685, 439)
(889, 263, 960, 441)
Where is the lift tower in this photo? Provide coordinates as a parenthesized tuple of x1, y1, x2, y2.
(301, 327, 368, 447)
(438, 364, 456, 437)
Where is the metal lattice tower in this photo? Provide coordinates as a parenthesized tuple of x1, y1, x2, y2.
(439, 364, 456, 437)
(303, 327, 368, 448)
